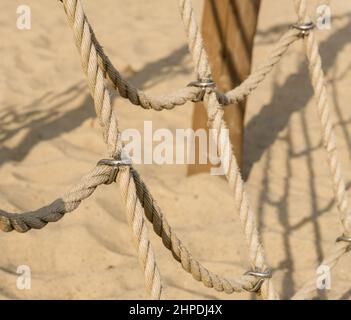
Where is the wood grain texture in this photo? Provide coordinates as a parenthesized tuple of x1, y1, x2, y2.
(188, 0, 261, 175)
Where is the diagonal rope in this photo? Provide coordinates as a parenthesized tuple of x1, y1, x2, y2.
(117, 167, 165, 299)
(62, 0, 165, 299)
(1, 0, 349, 301)
(291, 0, 351, 300)
(130, 168, 260, 293)
(86, 4, 300, 110)
(178, 0, 279, 300)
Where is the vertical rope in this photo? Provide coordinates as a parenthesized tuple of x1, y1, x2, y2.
(117, 168, 165, 300)
(63, 0, 121, 158)
(295, 0, 351, 233)
(292, 0, 351, 299)
(62, 0, 165, 299)
(178, 0, 279, 300)
(178, 0, 211, 79)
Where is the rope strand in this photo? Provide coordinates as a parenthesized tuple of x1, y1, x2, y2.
(0, 0, 349, 301)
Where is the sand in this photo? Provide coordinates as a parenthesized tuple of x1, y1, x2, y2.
(0, 0, 351, 300)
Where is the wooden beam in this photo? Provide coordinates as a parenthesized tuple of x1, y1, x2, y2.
(187, 0, 261, 175)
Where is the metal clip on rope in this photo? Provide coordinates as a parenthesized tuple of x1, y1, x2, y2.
(336, 234, 351, 244)
(291, 21, 316, 37)
(187, 78, 216, 102)
(97, 158, 132, 184)
(244, 269, 272, 293)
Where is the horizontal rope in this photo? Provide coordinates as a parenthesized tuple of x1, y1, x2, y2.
(130, 167, 261, 293)
(1, 0, 348, 301)
(88, 13, 300, 110)
(0, 165, 111, 233)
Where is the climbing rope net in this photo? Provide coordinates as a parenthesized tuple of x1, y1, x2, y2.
(1, 0, 350, 300)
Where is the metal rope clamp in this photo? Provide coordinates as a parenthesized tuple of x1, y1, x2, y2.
(97, 158, 132, 184)
(187, 78, 216, 102)
(291, 21, 316, 37)
(336, 234, 351, 244)
(244, 269, 272, 293)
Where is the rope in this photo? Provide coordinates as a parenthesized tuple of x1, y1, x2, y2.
(131, 168, 260, 293)
(117, 167, 165, 299)
(290, 0, 351, 300)
(91, 25, 202, 111)
(178, 0, 279, 300)
(0, 0, 349, 300)
(63, 0, 165, 299)
(225, 29, 300, 104)
(63, 0, 121, 158)
(0, 165, 110, 232)
(293, 0, 351, 234)
(88, 8, 301, 110)
(1, 0, 167, 300)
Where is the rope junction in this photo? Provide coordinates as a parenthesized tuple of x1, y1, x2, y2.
(1, 0, 350, 300)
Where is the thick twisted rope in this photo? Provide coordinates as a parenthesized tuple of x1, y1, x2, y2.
(291, 0, 351, 300)
(0, 0, 165, 300)
(2, 0, 349, 301)
(225, 28, 300, 104)
(59, 0, 202, 111)
(294, 1, 351, 233)
(0, 165, 110, 233)
(0, 0, 273, 298)
(205, 92, 279, 300)
(0, 1, 121, 229)
(63, 0, 121, 158)
(64, 0, 287, 297)
(63, 0, 165, 299)
(178, 0, 279, 300)
(130, 168, 261, 293)
(91, 26, 202, 111)
(0, 0, 126, 232)
(87, 2, 300, 110)
(117, 168, 164, 299)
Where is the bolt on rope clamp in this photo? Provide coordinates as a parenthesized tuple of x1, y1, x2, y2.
(336, 234, 351, 244)
(97, 158, 132, 185)
(291, 21, 316, 37)
(244, 269, 272, 293)
(187, 78, 216, 102)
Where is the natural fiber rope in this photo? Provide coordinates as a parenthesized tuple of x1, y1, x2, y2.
(204, 92, 279, 300)
(63, 0, 165, 299)
(0, 165, 110, 232)
(225, 28, 300, 104)
(178, 0, 279, 300)
(117, 167, 165, 299)
(2, 0, 165, 300)
(1, 0, 349, 301)
(90, 22, 203, 111)
(290, 0, 351, 300)
(293, 0, 351, 234)
(130, 168, 260, 293)
(0, 0, 263, 297)
(63, 0, 121, 158)
(88, 6, 300, 110)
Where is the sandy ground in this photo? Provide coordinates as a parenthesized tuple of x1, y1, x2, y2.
(0, 0, 351, 300)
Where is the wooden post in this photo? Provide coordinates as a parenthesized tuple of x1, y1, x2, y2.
(187, 0, 261, 175)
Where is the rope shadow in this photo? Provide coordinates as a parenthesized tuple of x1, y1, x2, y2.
(243, 13, 351, 180)
(0, 44, 190, 168)
(0, 82, 94, 167)
(247, 14, 351, 299)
